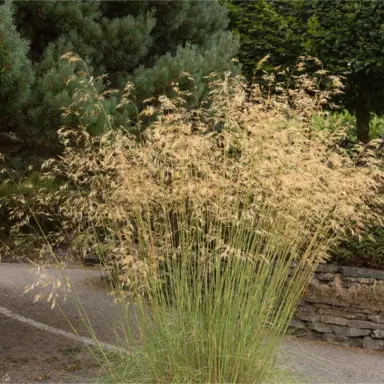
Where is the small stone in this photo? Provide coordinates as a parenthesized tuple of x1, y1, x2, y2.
(348, 320, 384, 330)
(359, 278, 376, 285)
(289, 319, 306, 329)
(307, 321, 333, 333)
(345, 307, 374, 314)
(317, 308, 343, 316)
(294, 329, 319, 340)
(347, 338, 363, 348)
(321, 315, 348, 326)
(332, 326, 371, 337)
(342, 277, 359, 283)
(363, 337, 384, 351)
(309, 278, 322, 287)
(340, 267, 384, 281)
(317, 308, 366, 320)
(321, 333, 348, 344)
(296, 305, 315, 313)
(316, 265, 339, 273)
(367, 313, 384, 324)
(344, 313, 367, 321)
(316, 273, 335, 282)
(304, 296, 348, 307)
(297, 312, 321, 322)
(372, 330, 384, 339)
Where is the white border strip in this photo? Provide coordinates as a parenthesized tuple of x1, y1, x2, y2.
(0, 305, 124, 353)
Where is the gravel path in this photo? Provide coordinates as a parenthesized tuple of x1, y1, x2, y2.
(0, 263, 383, 383)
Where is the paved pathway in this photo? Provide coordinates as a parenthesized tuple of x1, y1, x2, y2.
(0, 263, 383, 383)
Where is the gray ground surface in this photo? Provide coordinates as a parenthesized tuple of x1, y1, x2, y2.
(0, 263, 383, 383)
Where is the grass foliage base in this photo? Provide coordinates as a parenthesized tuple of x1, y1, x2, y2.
(96, 202, 330, 383)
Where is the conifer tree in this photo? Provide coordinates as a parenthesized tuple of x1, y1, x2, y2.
(0, 1, 33, 118)
(0, 0, 239, 159)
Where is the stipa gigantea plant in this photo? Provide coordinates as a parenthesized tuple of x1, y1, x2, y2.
(2, 53, 382, 382)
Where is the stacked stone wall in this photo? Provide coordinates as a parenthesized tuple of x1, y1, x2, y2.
(290, 265, 384, 351)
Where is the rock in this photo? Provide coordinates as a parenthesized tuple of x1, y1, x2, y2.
(341, 277, 359, 283)
(313, 303, 332, 309)
(307, 321, 333, 333)
(362, 337, 384, 351)
(297, 312, 321, 322)
(294, 329, 319, 339)
(296, 305, 315, 313)
(367, 313, 384, 324)
(321, 315, 348, 326)
(348, 320, 384, 330)
(309, 278, 322, 287)
(318, 308, 366, 320)
(372, 330, 384, 339)
(316, 265, 339, 274)
(340, 266, 384, 281)
(289, 319, 306, 329)
(318, 308, 343, 316)
(345, 312, 367, 320)
(321, 333, 348, 345)
(303, 296, 348, 307)
(332, 326, 371, 337)
(359, 278, 376, 285)
(345, 307, 374, 314)
(347, 338, 364, 348)
(316, 273, 335, 282)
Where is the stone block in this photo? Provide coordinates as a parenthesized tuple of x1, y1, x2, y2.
(294, 329, 319, 340)
(289, 319, 306, 329)
(372, 330, 384, 339)
(342, 277, 359, 283)
(340, 266, 384, 281)
(307, 321, 333, 333)
(321, 333, 348, 345)
(317, 308, 366, 320)
(318, 308, 343, 316)
(367, 313, 384, 324)
(321, 315, 348, 326)
(316, 273, 335, 282)
(344, 312, 367, 320)
(297, 312, 321, 322)
(296, 305, 315, 313)
(309, 278, 322, 287)
(316, 265, 339, 274)
(362, 337, 384, 351)
(345, 307, 374, 314)
(347, 338, 363, 348)
(332, 326, 371, 337)
(304, 296, 348, 307)
(348, 320, 384, 330)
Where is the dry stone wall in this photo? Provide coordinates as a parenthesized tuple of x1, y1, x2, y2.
(290, 265, 384, 351)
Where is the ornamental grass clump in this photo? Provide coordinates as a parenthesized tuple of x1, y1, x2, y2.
(2, 54, 382, 382)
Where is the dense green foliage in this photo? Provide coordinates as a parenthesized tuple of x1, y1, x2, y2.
(0, 2, 33, 118)
(227, 0, 384, 143)
(0, 0, 238, 168)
